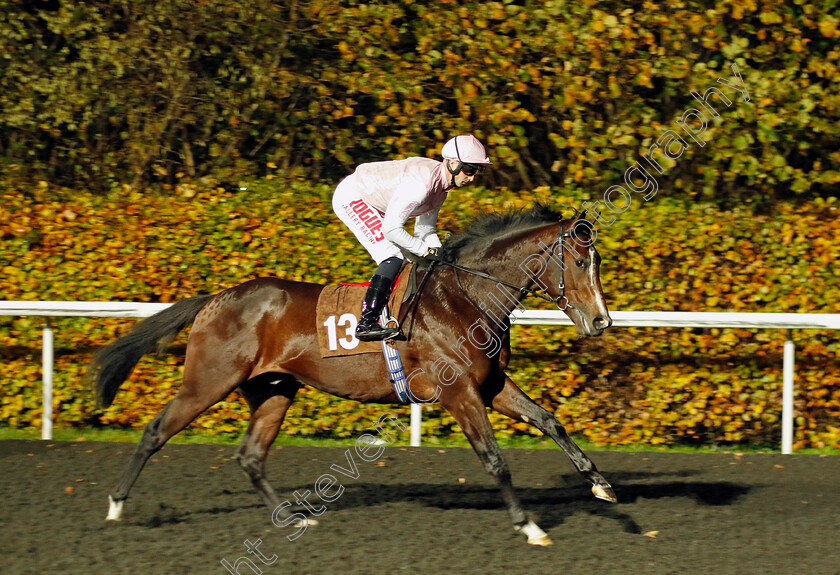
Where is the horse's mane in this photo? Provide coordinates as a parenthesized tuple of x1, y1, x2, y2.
(440, 202, 571, 262)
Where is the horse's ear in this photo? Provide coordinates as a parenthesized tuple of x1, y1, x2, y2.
(568, 214, 595, 242)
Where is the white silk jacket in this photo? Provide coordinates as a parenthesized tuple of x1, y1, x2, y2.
(347, 157, 452, 257)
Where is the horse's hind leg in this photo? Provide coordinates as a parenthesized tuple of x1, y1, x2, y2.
(486, 373, 616, 503)
(235, 377, 301, 520)
(106, 381, 236, 520)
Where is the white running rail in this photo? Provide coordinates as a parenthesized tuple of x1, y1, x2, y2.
(3, 301, 839, 453)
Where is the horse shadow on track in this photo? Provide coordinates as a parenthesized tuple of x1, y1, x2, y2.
(132, 499, 267, 529)
(167, 468, 751, 536)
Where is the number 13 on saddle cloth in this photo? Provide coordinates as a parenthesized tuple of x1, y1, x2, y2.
(316, 264, 415, 358)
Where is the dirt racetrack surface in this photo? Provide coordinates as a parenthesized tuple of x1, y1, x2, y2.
(1, 439, 838, 575)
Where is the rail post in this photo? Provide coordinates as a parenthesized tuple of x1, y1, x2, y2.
(781, 333, 795, 454)
(41, 318, 53, 440)
(410, 403, 422, 447)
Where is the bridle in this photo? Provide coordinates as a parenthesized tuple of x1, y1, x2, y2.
(553, 224, 573, 311)
(431, 221, 579, 311)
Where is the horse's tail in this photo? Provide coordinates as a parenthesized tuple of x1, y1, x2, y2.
(89, 294, 214, 409)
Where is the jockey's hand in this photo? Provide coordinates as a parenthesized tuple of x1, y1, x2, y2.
(423, 248, 444, 263)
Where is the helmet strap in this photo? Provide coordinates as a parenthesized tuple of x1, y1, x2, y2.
(446, 159, 463, 176)
(446, 136, 464, 186)
(445, 159, 462, 187)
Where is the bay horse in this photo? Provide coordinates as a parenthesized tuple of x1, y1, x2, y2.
(88, 203, 616, 546)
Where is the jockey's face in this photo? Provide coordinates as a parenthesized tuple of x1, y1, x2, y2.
(448, 160, 480, 188)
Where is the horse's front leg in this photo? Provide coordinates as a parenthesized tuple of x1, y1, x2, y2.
(486, 374, 617, 503)
(439, 385, 553, 546)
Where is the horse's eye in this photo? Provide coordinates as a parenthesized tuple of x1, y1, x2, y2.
(576, 259, 586, 268)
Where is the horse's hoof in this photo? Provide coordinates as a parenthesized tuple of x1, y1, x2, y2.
(592, 484, 617, 503)
(517, 521, 552, 546)
(106, 495, 124, 521)
(528, 535, 554, 546)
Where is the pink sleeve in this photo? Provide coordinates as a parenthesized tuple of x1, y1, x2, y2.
(381, 184, 430, 257)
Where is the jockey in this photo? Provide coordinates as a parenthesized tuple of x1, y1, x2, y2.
(333, 134, 491, 341)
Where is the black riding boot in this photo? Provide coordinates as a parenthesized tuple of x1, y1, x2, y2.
(356, 275, 399, 341)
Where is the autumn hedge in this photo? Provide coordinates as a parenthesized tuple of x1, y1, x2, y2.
(1, 0, 839, 201)
(1, 182, 838, 448)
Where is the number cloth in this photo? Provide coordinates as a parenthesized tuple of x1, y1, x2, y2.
(315, 271, 413, 358)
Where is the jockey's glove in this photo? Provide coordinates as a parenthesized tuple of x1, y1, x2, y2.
(423, 248, 444, 263)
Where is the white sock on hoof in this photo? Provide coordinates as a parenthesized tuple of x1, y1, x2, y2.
(516, 520, 552, 545)
(106, 495, 124, 521)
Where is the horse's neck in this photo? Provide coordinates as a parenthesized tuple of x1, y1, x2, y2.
(455, 223, 554, 316)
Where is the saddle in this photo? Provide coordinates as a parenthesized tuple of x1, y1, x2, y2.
(315, 264, 417, 358)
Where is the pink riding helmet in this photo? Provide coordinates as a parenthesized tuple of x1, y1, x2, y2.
(441, 135, 492, 166)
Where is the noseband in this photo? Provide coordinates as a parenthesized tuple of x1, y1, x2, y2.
(431, 222, 578, 311)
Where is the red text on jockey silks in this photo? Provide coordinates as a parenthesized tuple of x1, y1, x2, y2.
(349, 199, 384, 242)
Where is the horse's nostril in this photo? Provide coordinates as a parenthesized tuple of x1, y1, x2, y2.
(594, 317, 610, 330)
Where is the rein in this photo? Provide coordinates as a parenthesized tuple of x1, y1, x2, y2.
(431, 222, 575, 311)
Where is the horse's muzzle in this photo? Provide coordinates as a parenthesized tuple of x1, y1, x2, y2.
(585, 315, 612, 337)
